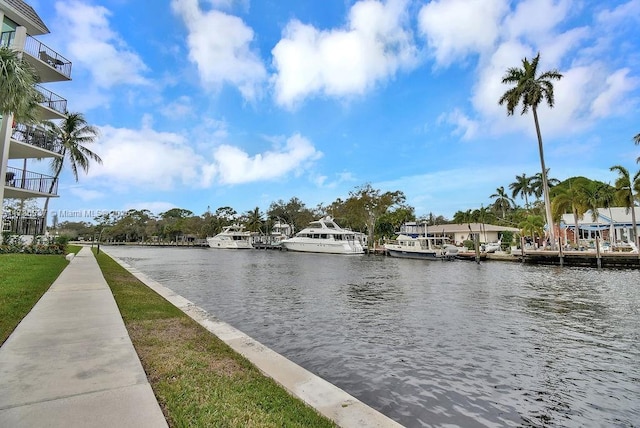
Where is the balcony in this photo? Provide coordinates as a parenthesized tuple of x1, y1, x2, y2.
(24, 36, 71, 82)
(35, 84, 67, 119)
(9, 123, 62, 159)
(1, 31, 72, 81)
(4, 166, 58, 198)
(0, 30, 72, 82)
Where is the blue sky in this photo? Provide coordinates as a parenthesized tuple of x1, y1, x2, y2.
(19, 0, 640, 222)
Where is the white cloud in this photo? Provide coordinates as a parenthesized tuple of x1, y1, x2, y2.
(88, 124, 203, 190)
(87, 122, 322, 190)
(271, 0, 418, 108)
(171, 0, 267, 100)
(590, 68, 638, 118)
(67, 186, 104, 201)
(159, 96, 194, 119)
(54, 0, 149, 88)
(439, 108, 479, 140)
(205, 133, 323, 184)
(596, 0, 640, 26)
(418, 0, 508, 67)
(503, 0, 572, 42)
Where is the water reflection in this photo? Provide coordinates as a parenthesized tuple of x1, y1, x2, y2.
(107, 247, 640, 427)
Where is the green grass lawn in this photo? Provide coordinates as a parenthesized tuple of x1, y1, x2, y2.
(0, 245, 81, 345)
(94, 249, 336, 428)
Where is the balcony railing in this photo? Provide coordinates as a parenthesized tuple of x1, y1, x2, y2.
(24, 35, 72, 79)
(11, 123, 61, 153)
(35, 85, 67, 115)
(1, 31, 72, 79)
(2, 215, 46, 235)
(5, 166, 58, 196)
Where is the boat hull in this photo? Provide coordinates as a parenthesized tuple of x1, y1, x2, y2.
(281, 240, 364, 255)
(206, 238, 253, 249)
(386, 248, 452, 260)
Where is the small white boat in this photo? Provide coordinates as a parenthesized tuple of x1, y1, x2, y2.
(481, 240, 501, 253)
(206, 224, 253, 249)
(252, 221, 293, 249)
(384, 235, 459, 260)
(280, 216, 365, 255)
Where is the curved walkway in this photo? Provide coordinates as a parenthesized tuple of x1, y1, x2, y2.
(0, 247, 167, 428)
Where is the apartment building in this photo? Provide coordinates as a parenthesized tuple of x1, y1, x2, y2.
(0, 0, 71, 235)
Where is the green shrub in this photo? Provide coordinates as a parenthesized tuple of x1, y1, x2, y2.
(462, 239, 474, 250)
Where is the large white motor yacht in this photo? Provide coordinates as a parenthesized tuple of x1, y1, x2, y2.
(280, 216, 365, 255)
(206, 224, 253, 249)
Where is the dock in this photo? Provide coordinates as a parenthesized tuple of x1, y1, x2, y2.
(488, 250, 640, 268)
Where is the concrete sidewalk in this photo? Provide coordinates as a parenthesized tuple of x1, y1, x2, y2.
(0, 247, 167, 428)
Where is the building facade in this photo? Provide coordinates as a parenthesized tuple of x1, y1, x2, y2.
(560, 207, 640, 247)
(399, 222, 520, 245)
(0, 0, 71, 235)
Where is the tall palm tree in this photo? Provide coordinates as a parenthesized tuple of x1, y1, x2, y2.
(42, 113, 101, 221)
(529, 171, 560, 203)
(509, 173, 533, 210)
(489, 186, 514, 218)
(499, 52, 563, 247)
(610, 165, 640, 245)
(634, 132, 639, 164)
(0, 46, 40, 122)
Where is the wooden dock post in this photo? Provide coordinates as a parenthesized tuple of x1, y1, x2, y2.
(596, 236, 602, 269)
(474, 233, 481, 264)
(558, 237, 564, 267)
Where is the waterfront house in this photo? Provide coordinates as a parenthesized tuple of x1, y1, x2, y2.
(0, 0, 71, 236)
(560, 207, 640, 246)
(399, 222, 520, 246)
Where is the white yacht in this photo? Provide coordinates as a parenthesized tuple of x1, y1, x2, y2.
(280, 216, 365, 254)
(206, 224, 253, 249)
(384, 235, 459, 260)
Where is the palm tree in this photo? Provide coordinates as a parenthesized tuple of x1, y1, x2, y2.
(42, 113, 101, 221)
(529, 170, 560, 203)
(499, 52, 563, 248)
(0, 46, 40, 122)
(551, 180, 589, 247)
(509, 173, 533, 210)
(490, 186, 514, 218)
(596, 182, 617, 242)
(610, 165, 640, 245)
(634, 132, 639, 164)
(519, 215, 545, 245)
(472, 206, 496, 242)
(244, 207, 264, 233)
(452, 209, 474, 224)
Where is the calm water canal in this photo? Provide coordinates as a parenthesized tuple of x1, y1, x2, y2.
(104, 246, 640, 427)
